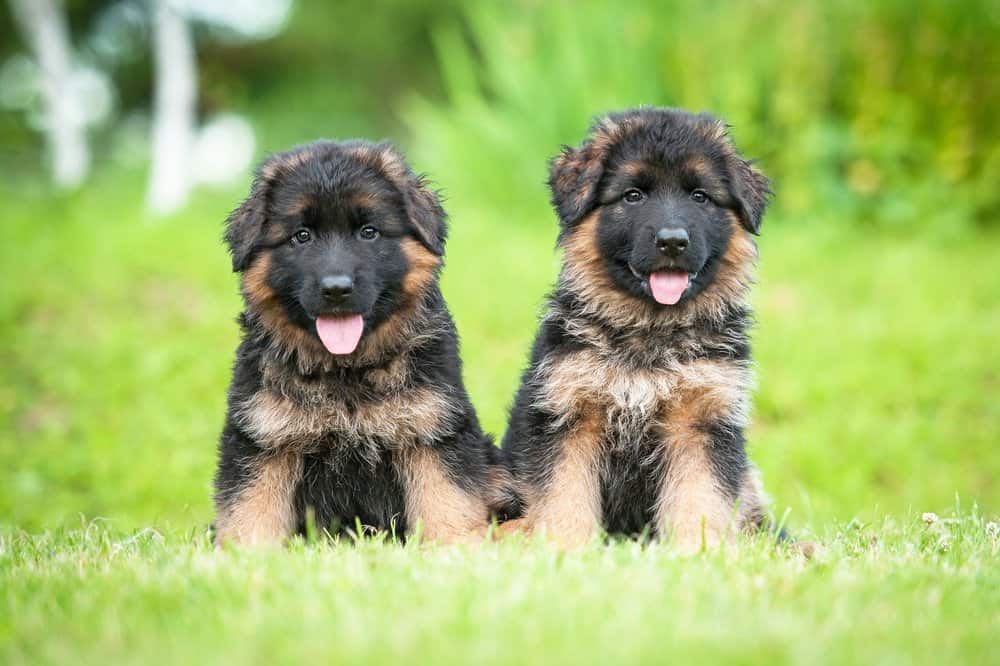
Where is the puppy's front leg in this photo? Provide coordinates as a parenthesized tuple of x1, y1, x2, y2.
(654, 360, 755, 553)
(398, 445, 491, 545)
(214, 425, 303, 547)
(654, 439, 735, 553)
(521, 410, 604, 549)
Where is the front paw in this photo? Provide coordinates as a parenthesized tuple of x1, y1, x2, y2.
(668, 521, 730, 554)
(491, 518, 531, 540)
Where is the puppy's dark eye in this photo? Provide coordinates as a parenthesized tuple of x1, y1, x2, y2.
(358, 225, 380, 241)
(292, 229, 312, 244)
(690, 189, 709, 204)
(623, 188, 645, 204)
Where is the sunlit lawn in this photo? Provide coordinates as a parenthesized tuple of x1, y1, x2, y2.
(1, 173, 998, 665)
(2, 513, 998, 665)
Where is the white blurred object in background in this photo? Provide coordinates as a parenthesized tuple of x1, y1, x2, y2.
(182, 0, 292, 40)
(5, 0, 289, 209)
(146, 0, 196, 215)
(194, 114, 256, 187)
(8, 0, 90, 189)
(147, 0, 289, 214)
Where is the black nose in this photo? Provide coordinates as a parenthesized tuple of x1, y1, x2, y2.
(320, 274, 353, 301)
(656, 227, 689, 256)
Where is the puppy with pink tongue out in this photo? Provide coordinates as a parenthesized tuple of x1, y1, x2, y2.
(213, 140, 513, 548)
(500, 108, 776, 551)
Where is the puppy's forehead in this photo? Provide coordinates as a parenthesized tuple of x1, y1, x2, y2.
(612, 118, 727, 161)
(270, 149, 403, 216)
(608, 151, 726, 189)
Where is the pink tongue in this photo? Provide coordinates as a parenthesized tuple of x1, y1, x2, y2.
(649, 271, 689, 305)
(315, 314, 364, 355)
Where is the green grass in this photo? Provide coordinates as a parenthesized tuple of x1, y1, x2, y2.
(2, 512, 998, 665)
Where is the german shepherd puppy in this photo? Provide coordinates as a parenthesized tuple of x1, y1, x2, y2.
(214, 140, 507, 546)
(502, 108, 772, 550)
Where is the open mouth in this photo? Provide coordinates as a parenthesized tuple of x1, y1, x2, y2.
(315, 313, 364, 355)
(628, 263, 698, 305)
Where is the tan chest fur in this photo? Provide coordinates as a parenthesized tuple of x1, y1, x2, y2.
(536, 349, 751, 435)
(236, 388, 456, 450)
(233, 352, 458, 454)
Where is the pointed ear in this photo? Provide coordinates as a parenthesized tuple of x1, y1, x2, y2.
(730, 159, 771, 235)
(548, 141, 607, 228)
(403, 175, 447, 256)
(368, 142, 447, 256)
(224, 172, 271, 272)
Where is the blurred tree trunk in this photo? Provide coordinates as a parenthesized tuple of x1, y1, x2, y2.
(147, 0, 196, 215)
(8, 0, 89, 189)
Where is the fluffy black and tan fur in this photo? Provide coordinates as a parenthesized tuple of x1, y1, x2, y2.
(501, 108, 773, 551)
(214, 140, 509, 546)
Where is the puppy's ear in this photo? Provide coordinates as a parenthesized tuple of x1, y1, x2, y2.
(370, 142, 447, 256)
(224, 171, 272, 272)
(730, 158, 771, 235)
(549, 114, 631, 228)
(548, 141, 607, 228)
(403, 175, 447, 256)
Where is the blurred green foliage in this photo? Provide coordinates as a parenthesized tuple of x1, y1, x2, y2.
(407, 0, 1000, 233)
